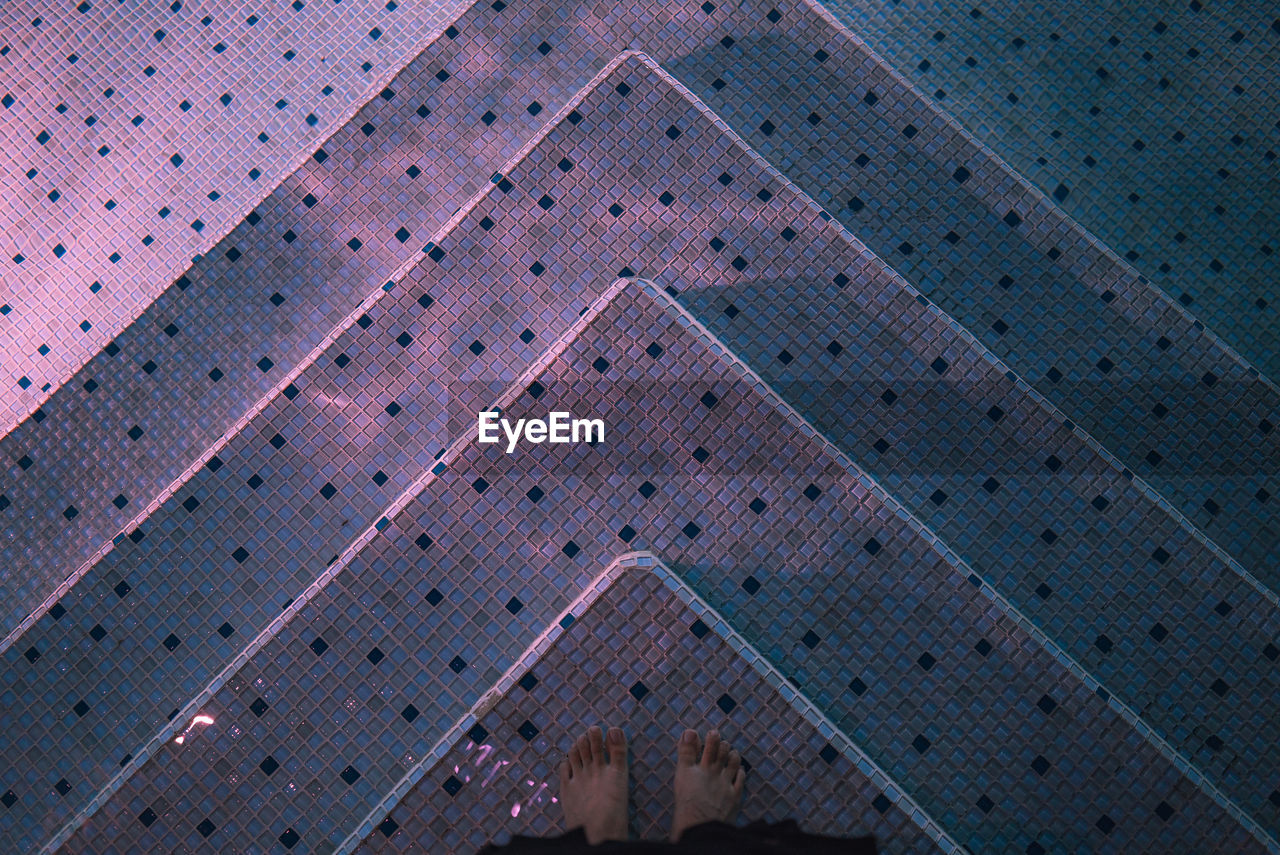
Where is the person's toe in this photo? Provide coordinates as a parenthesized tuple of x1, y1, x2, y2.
(732, 765, 746, 794)
(716, 738, 731, 770)
(588, 725, 605, 767)
(677, 729, 700, 767)
(607, 726, 627, 767)
(726, 748, 741, 780)
(702, 729, 721, 767)
(571, 734, 588, 769)
(559, 758, 573, 784)
(570, 737, 586, 773)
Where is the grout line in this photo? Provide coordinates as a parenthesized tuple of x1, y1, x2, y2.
(631, 52, 1280, 611)
(798, 0, 1278, 394)
(639, 279, 1280, 854)
(0, 47, 643, 659)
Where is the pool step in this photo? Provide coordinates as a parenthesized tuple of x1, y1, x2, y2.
(6, 0, 1275, 648)
(15, 51, 1278, 853)
(59, 278, 1269, 854)
(348, 551, 954, 854)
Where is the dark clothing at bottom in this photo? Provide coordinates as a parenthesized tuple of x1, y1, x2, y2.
(478, 819, 878, 854)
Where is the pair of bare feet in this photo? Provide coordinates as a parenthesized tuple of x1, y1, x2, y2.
(558, 726, 745, 845)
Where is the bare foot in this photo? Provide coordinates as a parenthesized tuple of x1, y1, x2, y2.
(558, 725, 629, 844)
(671, 729, 745, 841)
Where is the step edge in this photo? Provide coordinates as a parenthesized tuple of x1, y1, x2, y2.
(642, 279, 1280, 852)
(0, 45, 645, 657)
(799, 0, 1279, 393)
(34, 221, 638, 854)
(339, 548, 965, 855)
(0, 0, 489, 443)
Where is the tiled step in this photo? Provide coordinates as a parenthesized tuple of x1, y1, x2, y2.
(349, 551, 950, 854)
(60, 279, 1265, 853)
(7, 0, 1275, 655)
(3, 50, 867, 851)
(677, 18, 1280, 588)
(0, 0, 475, 430)
(0, 0, 608, 635)
(7, 49, 1277, 852)
(676, 244, 1280, 828)
(2, 0, 815, 639)
(3, 5, 1275, 855)
(821, 0, 1280, 377)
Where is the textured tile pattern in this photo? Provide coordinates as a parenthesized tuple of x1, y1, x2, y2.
(12, 52, 844, 852)
(354, 557, 942, 854)
(1, 0, 1277, 852)
(63, 280, 1264, 854)
(675, 17, 1280, 586)
(824, 0, 1280, 376)
(5, 0, 1275, 652)
(680, 263, 1280, 829)
(0, 0, 472, 430)
(0, 0, 775, 637)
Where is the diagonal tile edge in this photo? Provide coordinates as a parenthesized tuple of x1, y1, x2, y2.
(644, 558, 961, 854)
(796, 0, 1278, 394)
(0, 48, 647, 660)
(36, 274, 635, 855)
(341, 549, 966, 855)
(630, 50, 1280, 608)
(627, 48, 1280, 606)
(0, 0, 482, 441)
(336, 550, 648, 854)
(635, 278, 1280, 853)
(20, 51, 1269, 849)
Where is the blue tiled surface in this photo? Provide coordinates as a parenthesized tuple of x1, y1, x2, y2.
(683, 269, 1280, 827)
(1, 0, 1278, 853)
(354, 554, 946, 854)
(678, 23, 1280, 586)
(825, 0, 1280, 378)
(63, 280, 1265, 853)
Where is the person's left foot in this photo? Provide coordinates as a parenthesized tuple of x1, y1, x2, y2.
(558, 725, 630, 844)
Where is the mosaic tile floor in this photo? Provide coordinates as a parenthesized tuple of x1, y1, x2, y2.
(352, 552, 952, 855)
(1, 0, 1277, 853)
(0, 0, 473, 429)
(826, 0, 1280, 377)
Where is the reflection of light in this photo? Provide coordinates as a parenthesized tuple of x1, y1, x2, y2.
(461, 740, 558, 818)
(512, 779, 551, 818)
(482, 757, 510, 787)
(174, 714, 215, 744)
(314, 392, 354, 408)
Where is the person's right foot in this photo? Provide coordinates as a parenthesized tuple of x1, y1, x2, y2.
(670, 728, 745, 842)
